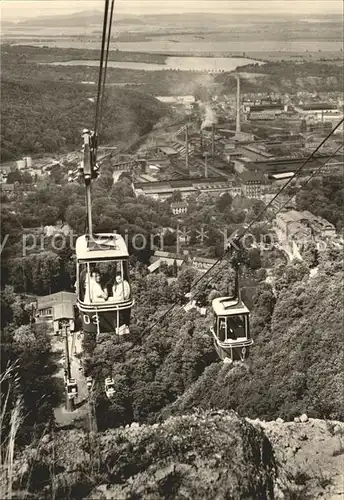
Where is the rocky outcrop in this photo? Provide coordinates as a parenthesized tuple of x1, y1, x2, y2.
(11, 411, 275, 499)
(248, 415, 344, 500)
(6, 411, 344, 500)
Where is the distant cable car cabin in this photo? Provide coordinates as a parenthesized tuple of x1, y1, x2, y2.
(76, 233, 134, 336)
(86, 376, 93, 390)
(66, 378, 78, 400)
(210, 296, 253, 362)
(105, 377, 115, 399)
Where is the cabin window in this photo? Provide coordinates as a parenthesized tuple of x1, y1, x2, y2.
(217, 314, 249, 342)
(77, 260, 131, 305)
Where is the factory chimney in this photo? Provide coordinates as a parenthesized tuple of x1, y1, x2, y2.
(200, 129, 203, 154)
(185, 124, 189, 176)
(236, 74, 241, 134)
(211, 123, 215, 157)
(204, 153, 208, 178)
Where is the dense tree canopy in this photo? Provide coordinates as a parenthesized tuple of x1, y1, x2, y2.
(296, 175, 344, 230)
(1, 77, 166, 161)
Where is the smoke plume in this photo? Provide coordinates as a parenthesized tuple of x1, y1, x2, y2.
(200, 102, 217, 130)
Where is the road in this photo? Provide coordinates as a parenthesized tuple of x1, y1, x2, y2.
(52, 331, 91, 427)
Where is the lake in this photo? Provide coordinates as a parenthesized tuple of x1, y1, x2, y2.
(44, 56, 263, 73)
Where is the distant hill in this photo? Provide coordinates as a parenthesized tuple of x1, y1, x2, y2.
(6, 9, 340, 30)
(9, 10, 146, 27)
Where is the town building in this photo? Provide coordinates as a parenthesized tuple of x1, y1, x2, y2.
(150, 251, 187, 269)
(35, 291, 76, 334)
(171, 201, 188, 215)
(239, 171, 265, 199)
(192, 256, 217, 271)
(274, 210, 336, 260)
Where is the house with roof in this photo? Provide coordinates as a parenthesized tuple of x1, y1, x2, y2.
(36, 291, 76, 334)
(171, 201, 188, 215)
(192, 256, 217, 272)
(274, 210, 336, 260)
(150, 250, 188, 272)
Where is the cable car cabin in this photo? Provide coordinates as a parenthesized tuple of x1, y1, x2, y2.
(86, 376, 93, 390)
(105, 377, 115, 399)
(210, 297, 253, 362)
(66, 378, 78, 400)
(75, 233, 134, 336)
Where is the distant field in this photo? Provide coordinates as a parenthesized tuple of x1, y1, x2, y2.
(3, 36, 342, 58)
(3, 39, 342, 66)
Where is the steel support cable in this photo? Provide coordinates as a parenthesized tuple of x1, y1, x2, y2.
(272, 143, 343, 215)
(145, 143, 343, 335)
(244, 118, 343, 235)
(94, 0, 110, 139)
(98, 0, 115, 138)
(143, 259, 229, 336)
(142, 119, 343, 335)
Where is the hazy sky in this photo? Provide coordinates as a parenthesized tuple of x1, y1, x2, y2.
(1, 0, 342, 21)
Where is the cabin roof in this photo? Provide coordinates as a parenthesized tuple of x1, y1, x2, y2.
(212, 297, 250, 316)
(53, 302, 75, 321)
(76, 234, 129, 260)
(37, 291, 76, 309)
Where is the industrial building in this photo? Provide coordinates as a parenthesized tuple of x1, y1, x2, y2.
(241, 153, 342, 178)
(134, 177, 235, 200)
(239, 171, 265, 199)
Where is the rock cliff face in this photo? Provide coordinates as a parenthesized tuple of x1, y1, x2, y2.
(7, 411, 344, 500)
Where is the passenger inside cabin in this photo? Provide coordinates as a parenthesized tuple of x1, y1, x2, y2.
(78, 266, 87, 301)
(84, 269, 108, 303)
(219, 318, 226, 342)
(111, 273, 130, 302)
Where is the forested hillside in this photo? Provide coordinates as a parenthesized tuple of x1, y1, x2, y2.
(217, 61, 344, 93)
(165, 254, 343, 421)
(296, 175, 344, 230)
(0, 78, 166, 162)
(78, 246, 343, 431)
(1, 175, 343, 498)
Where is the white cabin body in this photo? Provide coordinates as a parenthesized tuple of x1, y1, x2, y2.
(75, 233, 133, 335)
(211, 296, 253, 362)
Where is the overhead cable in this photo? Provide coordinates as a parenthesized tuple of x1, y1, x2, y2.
(142, 119, 343, 334)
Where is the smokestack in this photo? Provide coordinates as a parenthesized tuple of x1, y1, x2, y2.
(185, 124, 189, 176)
(236, 74, 241, 134)
(200, 129, 203, 154)
(176, 221, 180, 255)
(211, 123, 215, 157)
(204, 153, 208, 178)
